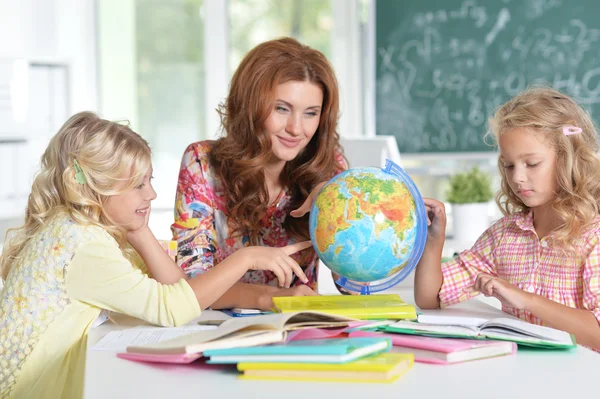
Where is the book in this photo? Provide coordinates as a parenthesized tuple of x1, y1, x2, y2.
(204, 337, 391, 364)
(92, 325, 217, 352)
(119, 311, 356, 363)
(237, 352, 414, 383)
(348, 331, 516, 364)
(272, 294, 417, 320)
(382, 316, 576, 349)
(221, 308, 273, 317)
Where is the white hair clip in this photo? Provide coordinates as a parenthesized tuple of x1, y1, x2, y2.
(563, 125, 582, 136)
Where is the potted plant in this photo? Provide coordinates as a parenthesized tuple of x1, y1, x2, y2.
(446, 166, 494, 246)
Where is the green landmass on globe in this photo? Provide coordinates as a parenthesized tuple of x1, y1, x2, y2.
(309, 167, 421, 283)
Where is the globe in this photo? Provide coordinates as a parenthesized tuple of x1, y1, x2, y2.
(309, 160, 427, 294)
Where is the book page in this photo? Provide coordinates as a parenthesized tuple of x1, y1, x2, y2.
(91, 325, 217, 352)
(218, 311, 354, 332)
(417, 300, 511, 327)
(481, 318, 572, 344)
(388, 320, 479, 337)
(126, 311, 352, 354)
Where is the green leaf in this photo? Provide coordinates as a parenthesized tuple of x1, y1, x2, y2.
(446, 166, 493, 204)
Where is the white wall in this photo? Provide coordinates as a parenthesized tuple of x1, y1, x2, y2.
(97, 0, 137, 124)
(0, 0, 98, 241)
(0, 0, 98, 114)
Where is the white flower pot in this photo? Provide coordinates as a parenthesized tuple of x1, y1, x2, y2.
(452, 202, 490, 247)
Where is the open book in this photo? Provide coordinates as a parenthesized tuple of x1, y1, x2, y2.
(118, 311, 356, 364)
(382, 310, 575, 349)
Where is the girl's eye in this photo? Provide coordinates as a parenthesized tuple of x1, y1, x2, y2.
(503, 165, 514, 170)
(527, 163, 540, 167)
(135, 183, 145, 189)
(276, 106, 289, 112)
(305, 111, 318, 117)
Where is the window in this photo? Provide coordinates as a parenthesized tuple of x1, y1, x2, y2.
(98, 0, 205, 239)
(98, 0, 362, 238)
(229, 0, 333, 70)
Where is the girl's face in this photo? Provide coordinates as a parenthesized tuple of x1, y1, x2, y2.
(264, 80, 323, 163)
(499, 128, 558, 210)
(104, 168, 156, 231)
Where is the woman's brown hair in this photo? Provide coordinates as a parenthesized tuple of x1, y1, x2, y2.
(212, 37, 344, 246)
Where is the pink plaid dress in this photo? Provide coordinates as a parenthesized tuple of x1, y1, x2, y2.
(440, 211, 600, 329)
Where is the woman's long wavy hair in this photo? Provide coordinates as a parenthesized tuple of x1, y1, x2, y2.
(487, 86, 600, 248)
(212, 37, 344, 245)
(0, 112, 151, 280)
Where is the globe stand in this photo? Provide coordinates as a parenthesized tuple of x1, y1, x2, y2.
(326, 159, 428, 295)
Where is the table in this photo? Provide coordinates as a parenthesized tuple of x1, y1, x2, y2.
(84, 289, 599, 399)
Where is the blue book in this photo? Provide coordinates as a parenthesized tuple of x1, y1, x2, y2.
(204, 337, 391, 364)
(221, 308, 273, 317)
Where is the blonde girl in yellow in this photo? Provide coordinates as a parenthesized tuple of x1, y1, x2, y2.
(0, 112, 311, 399)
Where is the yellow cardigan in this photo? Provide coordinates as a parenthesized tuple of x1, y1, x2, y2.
(0, 214, 201, 399)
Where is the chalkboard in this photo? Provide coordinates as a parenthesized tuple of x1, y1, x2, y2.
(376, 0, 600, 153)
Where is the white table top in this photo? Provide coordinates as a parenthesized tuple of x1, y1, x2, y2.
(84, 289, 599, 399)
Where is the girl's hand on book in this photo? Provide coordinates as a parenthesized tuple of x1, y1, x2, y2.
(423, 198, 446, 242)
(464, 273, 531, 310)
(245, 241, 313, 288)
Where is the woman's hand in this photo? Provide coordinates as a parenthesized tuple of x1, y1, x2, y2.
(423, 198, 447, 242)
(243, 241, 313, 288)
(290, 182, 327, 218)
(465, 273, 531, 310)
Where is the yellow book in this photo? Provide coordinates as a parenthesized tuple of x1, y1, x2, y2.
(272, 294, 417, 320)
(237, 352, 414, 383)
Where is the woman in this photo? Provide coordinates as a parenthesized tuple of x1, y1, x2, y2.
(172, 37, 347, 310)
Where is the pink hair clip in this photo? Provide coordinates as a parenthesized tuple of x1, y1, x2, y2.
(563, 125, 582, 136)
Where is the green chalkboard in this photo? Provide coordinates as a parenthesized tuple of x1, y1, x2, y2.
(376, 0, 600, 153)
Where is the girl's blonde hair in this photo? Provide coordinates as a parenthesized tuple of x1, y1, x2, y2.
(0, 112, 151, 280)
(488, 86, 600, 248)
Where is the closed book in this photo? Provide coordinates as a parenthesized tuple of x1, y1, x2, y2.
(205, 337, 391, 364)
(348, 331, 516, 364)
(272, 294, 417, 320)
(237, 352, 414, 383)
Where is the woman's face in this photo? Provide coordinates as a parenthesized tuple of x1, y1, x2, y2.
(264, 80, 323, 163)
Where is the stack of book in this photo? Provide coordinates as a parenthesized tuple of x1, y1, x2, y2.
(116, 294, 418, 382)
(113, 293, 575, 382)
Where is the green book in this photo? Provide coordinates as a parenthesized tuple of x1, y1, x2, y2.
(381, 315, 576, 349)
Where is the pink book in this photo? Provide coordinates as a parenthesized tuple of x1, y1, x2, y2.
(117, 352, 202, 364)
(348, 331, 516, 364)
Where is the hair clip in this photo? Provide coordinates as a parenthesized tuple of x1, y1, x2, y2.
(563, 125, 582, 136)
(73, 159, 87, 185)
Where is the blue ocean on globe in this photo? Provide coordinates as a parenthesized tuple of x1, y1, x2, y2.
(308, 160, 427, 293)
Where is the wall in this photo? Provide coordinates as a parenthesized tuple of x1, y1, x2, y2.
(0, 0, 98, 242)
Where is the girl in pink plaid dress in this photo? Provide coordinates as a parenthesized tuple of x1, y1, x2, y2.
(415, 87, 600, 351)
